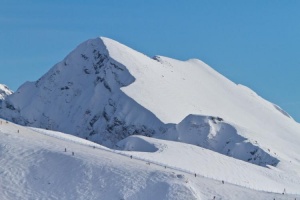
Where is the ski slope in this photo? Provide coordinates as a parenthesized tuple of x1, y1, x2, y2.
(1, 119, 299, 200)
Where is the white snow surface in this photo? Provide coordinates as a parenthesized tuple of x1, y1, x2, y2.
(118, 135, 300, 194)
(1, 119, 299, 200)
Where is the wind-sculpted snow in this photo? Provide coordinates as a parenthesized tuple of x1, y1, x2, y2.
(156, 115, 279, 167)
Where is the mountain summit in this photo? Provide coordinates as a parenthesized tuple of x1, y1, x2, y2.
(1, 37, 299, 168)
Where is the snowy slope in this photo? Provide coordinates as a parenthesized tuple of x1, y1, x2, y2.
(118, 135, 300, 194)
(0, 37, 300, 171)
(1, 119, 299, 200)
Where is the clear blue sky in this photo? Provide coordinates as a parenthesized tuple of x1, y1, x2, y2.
(1, 1, 300, 121)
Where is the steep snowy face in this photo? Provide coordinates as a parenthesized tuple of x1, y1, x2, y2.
(1, 37, 300, 168)
(0, 84, 13, 100)
(0, 38, 165, 147)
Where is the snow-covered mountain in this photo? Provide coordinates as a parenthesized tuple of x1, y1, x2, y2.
(1, 37, 300, 170)
(1, 37, 300, 199)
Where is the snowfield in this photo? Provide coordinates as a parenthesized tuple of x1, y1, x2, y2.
(1, 119, 299, 200)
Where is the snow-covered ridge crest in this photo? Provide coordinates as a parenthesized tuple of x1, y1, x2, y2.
(0, 37, 299, 169)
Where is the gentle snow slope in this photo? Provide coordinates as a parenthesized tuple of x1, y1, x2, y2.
(118, 135, 300, 194)
(1, 119, 299, 200)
